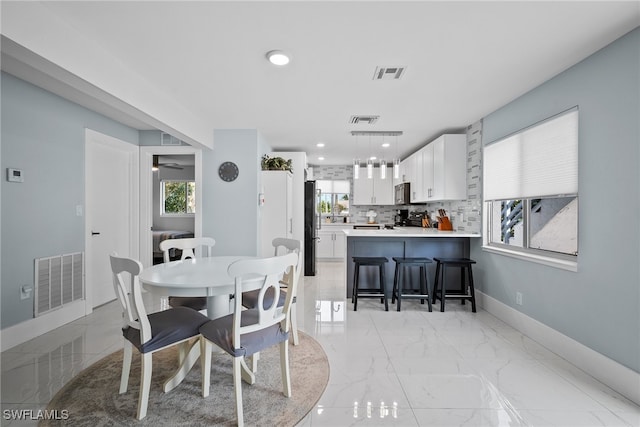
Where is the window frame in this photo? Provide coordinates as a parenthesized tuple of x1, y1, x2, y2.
(160, 179, 196, 217)
(484, 196, 578, 271)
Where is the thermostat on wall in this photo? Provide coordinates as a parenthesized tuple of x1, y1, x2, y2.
(7, 168, 24, 183)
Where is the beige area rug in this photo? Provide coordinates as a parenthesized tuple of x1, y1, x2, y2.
(41, 332, 328, 426)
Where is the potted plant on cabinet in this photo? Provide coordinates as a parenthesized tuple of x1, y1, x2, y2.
(261, 155, 292, 172)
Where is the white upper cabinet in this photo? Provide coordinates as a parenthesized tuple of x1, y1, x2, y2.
(428, 134, 467, 201)
(403, 134, 467, 203)
(406, 151, 424, 203)
(353, 167, 394, 205)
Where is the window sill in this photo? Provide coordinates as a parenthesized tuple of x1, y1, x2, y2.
(482, 245, 578, 272)
(160, 214, 195, 218)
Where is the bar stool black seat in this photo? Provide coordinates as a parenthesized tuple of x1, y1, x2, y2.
(352, 257, 389, 311)
(432, 257, 477, 312)
(391, 257, 433, 312)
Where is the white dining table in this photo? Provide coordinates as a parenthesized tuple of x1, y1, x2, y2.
(139, 255, 261, 392)
(139, 255, 260, 319)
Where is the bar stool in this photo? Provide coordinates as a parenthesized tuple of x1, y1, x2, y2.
(352, 257, 389, 311)
(432, 257, 477, 312)
(391, 257, 433, 312)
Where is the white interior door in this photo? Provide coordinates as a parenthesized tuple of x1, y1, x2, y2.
(85, 129, 139, 310)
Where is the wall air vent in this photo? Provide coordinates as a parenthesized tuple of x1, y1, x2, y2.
(349, 115, 380, 125)
(373, 66, 406, 80)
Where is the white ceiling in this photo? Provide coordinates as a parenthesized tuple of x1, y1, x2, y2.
(3, 1, 639, 165)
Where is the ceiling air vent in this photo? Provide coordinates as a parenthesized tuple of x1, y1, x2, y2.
(349, 115, 379, 125)
(373, 66, 406, 80)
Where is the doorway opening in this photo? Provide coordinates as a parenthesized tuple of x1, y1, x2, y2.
(139, 146, 202, 268)
(152, 154, 196, 264)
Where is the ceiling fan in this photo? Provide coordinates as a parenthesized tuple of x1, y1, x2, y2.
(153, 155, 183, 170)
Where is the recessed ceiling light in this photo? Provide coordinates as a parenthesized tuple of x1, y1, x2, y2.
(370, 156, 377, 161)
(266, 50, 290, 66)
(316, 143, 325, 148)
(382, 143, 390, 148)
(318, 156, 325, 161)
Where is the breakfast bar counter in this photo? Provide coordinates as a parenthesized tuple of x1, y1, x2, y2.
(343, 227, 481, 300)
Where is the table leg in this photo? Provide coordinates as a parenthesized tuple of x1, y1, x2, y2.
(206, 294, 232, 319)
(163, 338, 201, 393)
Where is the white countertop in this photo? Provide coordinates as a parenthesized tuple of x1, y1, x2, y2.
(343, 227, 481, 238)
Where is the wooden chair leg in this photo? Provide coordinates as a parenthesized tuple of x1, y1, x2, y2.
(233, 357, 244, 426)
(137, 353, 153, 420)
(201, 339, 212, 398)
(280, 340, 292, 397)
(119, 341, 133, 394)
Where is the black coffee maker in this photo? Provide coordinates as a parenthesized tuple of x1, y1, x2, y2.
(394, 209, 409, 226)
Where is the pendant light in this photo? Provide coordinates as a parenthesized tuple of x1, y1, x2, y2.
(380, 159, 387, 179)
(393, 135, 400, 179)
(366, 136, 373, 179)
(353, 134, 360, 179)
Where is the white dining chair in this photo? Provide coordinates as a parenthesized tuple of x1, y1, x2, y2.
(159, 237, 216, 311)
(241, 237, 302, 345)
(110, 253, 209, 420)
(199, 252, 299, 427)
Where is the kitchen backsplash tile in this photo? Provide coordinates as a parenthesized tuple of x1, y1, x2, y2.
(309, 120, 483, 232)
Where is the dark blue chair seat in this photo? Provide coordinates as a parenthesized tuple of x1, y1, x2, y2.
(123, 306, 209, 354)
(199, 309, 289, 358)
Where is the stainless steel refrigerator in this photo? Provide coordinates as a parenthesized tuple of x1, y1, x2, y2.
(304, 180, 319, 276)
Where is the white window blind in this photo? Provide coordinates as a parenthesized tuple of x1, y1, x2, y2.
(484, 108, 578, 201)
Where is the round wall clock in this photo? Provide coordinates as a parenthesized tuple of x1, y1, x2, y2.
(218, 161, 239, 182)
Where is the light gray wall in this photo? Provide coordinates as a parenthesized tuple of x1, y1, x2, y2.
(202, 129, 268, 256)
(1, 72, 139, 328)
(472, 28, 640, 372)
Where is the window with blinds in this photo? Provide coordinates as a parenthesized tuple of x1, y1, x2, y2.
(483, 108, 578, 262)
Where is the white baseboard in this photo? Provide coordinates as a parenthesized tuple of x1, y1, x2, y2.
(0, 300, 88, 352)
(477, 291, 640, 406)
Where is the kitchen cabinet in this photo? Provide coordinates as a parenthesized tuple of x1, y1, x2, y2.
(317, 227, 346, 259)
(409, 150, 425, 202)
(404, 134, 467, 203)
(260, 171, 293, 257)
(426, 134, 467, 201)
(353, 166, 394, 205)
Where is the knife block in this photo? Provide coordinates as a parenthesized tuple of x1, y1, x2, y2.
(437, 216, 453, 231)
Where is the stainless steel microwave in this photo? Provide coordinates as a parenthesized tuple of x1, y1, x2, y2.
(394, 183, 411, 205)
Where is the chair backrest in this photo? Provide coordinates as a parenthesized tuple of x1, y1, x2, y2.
(159, 237, 216, 263)
(109, 253, 152, 345)
(271, 238, 302, 288)
(228, 252, 299, 341)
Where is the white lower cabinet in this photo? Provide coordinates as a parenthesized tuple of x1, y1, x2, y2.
(317, 228, 346, 259)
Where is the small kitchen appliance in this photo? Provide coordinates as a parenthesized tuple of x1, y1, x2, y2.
(394, 183, 411, 205)
(394, 209, 409, 226)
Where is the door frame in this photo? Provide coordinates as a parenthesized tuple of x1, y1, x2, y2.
(139, 146, 202, 267)
(84, 128, 139, 315)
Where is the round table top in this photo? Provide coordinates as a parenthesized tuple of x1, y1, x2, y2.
(139, 256, 254, 297)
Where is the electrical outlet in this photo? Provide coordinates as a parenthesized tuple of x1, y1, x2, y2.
(515, 292, 523, 305)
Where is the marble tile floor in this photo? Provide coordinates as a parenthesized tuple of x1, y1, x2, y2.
(2, 260, 639, 426)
